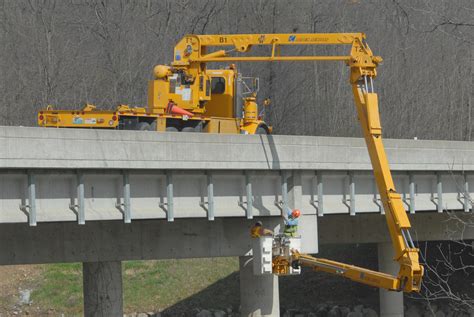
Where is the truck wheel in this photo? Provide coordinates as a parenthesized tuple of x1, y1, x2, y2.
(256, 126, 268, 134)
(137, 122, 151, 131)
(166, 126, 179, 132)
(182, 127, 195, 133)
(194, 121, 204, 132)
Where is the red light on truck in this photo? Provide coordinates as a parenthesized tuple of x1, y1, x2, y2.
(39, 115, 44, 120)
(112, 116, 117, 121)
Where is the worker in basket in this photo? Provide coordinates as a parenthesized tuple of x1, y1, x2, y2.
(283, 208, 300, 237)
(250, 221, 274, 238)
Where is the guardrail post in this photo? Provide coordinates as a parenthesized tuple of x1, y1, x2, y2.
(70, 172, 85, 225)
(166, 171, 174, 222)
(280, 171, 288, 212)
(464, 174, 471, 212)
(372, 177, 383, 214)
(431, 173, 443, 213)
(123, 171, 131, 223)
(310, 171, 324, 216)
(238, 171, 254, 219)
(19, 171, 37, 226)
(409, 173, 416, 214)
(343, 172, 356, 216)
(27, 172, 37, 226)
(199, 172, 215, 221)
(158, 171, 174, 222)
(115, 171, 131, 223)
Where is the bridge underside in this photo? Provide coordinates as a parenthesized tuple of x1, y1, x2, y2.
(0, 213, 471, 266)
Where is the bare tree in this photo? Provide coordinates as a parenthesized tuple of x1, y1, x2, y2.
(410, 216, 473, 314)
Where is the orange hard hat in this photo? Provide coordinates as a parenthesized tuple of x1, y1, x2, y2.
(291, 209, 301, 218)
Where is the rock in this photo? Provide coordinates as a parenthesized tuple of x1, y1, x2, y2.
(284, 309, 299, 317)
(213, 310, 226, 317)
(282, 311, 291, 317)
(406, 304, 422, 317)
(340, 306, 351, 317)
(316, 305, 329, 317)
(423, 309, 435, 317)
(137, 313, 148, 317)
(196, 310, 213, 317)
(347, 313, 363, 317)
(19, 289, 32, 305)
(308, 313, 317, 317)
(328, 306, 341, 317)
(435, 311, 446, 317)
(353, 305, 364, 314)
(295, 314, 305, 317)
(226, 307, 233, 314)
(362, 308, 378, 317)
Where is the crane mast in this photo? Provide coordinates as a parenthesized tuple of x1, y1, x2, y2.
(175, 33, 423, 292)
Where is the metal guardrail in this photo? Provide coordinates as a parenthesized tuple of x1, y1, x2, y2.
(2, 169, 472, 226)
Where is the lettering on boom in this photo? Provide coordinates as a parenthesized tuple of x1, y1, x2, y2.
(300, 37, 329, 42)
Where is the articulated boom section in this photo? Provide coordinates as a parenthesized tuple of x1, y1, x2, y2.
(294, 252, 400, 290)
(350, 79, 423, 292)
(173, 33, 372, 64)
(346, 39, 423, 291)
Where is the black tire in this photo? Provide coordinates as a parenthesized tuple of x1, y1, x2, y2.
(194, 121, 204, 133)
(291, 260, 300, 270)
(166, 126, 179, 132)
(256, 126, 268, 135)
(137, 122, 151, 131)
(182, 126, 195, 133)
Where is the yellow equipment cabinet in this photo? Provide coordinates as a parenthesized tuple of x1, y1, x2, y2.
(38, 33, 423, 292)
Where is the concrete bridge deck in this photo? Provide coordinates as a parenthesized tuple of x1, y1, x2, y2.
(1, 126, 473, 226)
(1, 126, 473, 171)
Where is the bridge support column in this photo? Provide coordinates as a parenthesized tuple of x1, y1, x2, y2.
(83, 261, 123, 317)
(378, 242, 404, 317)
(239, 256, 279, 317)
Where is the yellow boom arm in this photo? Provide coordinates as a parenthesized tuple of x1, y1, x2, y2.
(176, 33, 423, 292)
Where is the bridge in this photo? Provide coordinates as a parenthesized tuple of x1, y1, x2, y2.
(0, 126, 473, 316)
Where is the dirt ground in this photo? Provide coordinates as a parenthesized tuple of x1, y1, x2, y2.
(0, 265, 43, 316)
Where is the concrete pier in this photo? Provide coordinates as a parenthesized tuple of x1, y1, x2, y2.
(83, 261, 123, 317)
(378, 243, 404, 317)
(239, 256, 279, 317)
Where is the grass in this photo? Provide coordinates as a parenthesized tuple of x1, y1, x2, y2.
(124, 257, 238, 313)
(32, 263, 83, 314)
(30, 258, 239, 315)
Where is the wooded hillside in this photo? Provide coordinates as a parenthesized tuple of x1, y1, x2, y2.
(0, 0, 472, 140)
